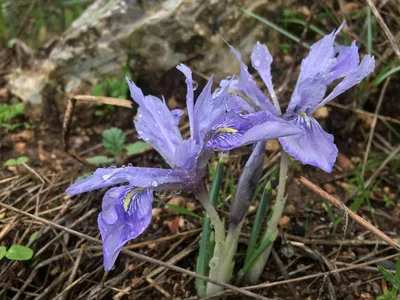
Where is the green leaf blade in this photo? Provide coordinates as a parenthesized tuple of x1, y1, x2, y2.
(6, 245, 34, 261)
(86, 155, 115, 165)
(162, 202, 200, 219)
(0, 246, 6, 260)
(125, 142, 151, 156)
(244, 181, 272, 267)
(195, 156, 224, 297)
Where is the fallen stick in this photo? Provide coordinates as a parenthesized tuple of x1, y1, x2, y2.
(299, 176, 400, 252)
(0, 201, 268, 300)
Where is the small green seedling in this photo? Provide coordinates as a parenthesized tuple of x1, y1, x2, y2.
(86, 127, 151, 165)
(377, 258, 400, 300)
(0, 245, 34, 261)
(3, 156, 29, 168)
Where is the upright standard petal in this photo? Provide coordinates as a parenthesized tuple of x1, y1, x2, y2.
(250, 42, 279, 111)
(193, 75, 214, 143)
(174, 139, 202, 173)
(127, 78, 183, 167)
(171, 109, 184, 125)
(297, 25, 342, 83)
(98, 185, 153, 271)
(326, 41, 360, 84)
(226, 43, 279, 115)
(66, 166, 187, 196)
(279, 114, 338, 173)
(176, 64, 195, 138)
(285, 76, 327, 117)
(314, 55, 375, 111)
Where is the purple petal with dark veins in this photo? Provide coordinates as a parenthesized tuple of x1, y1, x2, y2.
(193, 75, 214, 143)
(127, 77, 182, 168)
(98, 185, 153, 271)
(279, 114, 338, 173)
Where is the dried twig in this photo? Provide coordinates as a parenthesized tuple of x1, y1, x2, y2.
(299, 177, 400, 252)
(365, 0, 400, 60)
(328, 102, 400, 125)
(364, 144, 400, 188)
(361, 77, 391, 179)
(63, 95, 132, 165)
(0, 201, 268, 300)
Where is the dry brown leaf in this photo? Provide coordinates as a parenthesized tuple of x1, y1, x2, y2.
(265, 139, 280, 152)
(314, 106, 329, 119)
(279, 215, 290, 229)
(285, 204, 297, 215)
(166, 217, 181, 234)
(13, 142, 26, 153)
(10, 130, 34, 142)
(185, 202, 196, 211)
(336, 152, 355, 171)
(166, 196, 185, 213)
(323, 183, 336, 194)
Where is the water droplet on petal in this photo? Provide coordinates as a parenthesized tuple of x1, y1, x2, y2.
(102, 206, 118, 224)
(155, 190, 165, 197)
(137, 113, 142, 118)
(157, 110, 161, 115)
(102, 174, 112, 180)
(192, 81, 198, 91)
(221, 150, 229, 157)
(164, 190, 172, 199)
(152, 180, 158, 187)
(240, 110, 249, 115)
(127, 163, 133, 167)
(254, 59, 260, 67)
(175, 189, 181, 195)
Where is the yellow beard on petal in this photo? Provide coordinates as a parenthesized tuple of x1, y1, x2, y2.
(300, 112, 311, 127)
(123, 188, 146, 212)
(215, 127, 238, 134)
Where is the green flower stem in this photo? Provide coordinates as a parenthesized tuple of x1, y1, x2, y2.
(195, 185, 225, 272)
(245, 150, 289, 284)
(205, 220, 243, 296)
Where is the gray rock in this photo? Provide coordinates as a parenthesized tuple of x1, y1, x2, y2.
(8, 0, 291, 109)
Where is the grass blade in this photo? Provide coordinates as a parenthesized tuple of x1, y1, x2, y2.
(366, 7, 373, 55)
(236, 236, 274, 283)
(240, 8, 310, 49)
(195, 156, 224, 297)
(244, 182, 272, 266)
(378, 266, 400, 290)
(373, 65, 400, 87)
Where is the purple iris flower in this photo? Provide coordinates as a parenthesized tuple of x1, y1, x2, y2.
(66, 64, 244, 271)
(219, 25, 375, 172)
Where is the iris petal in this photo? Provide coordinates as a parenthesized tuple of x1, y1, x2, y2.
(226, 43, 279, 114)
(250, 42, 279, 110)
(66, 166, 187, 196)
(176, 64, 195, 138)
(279, 115, 338, 173)
(98, 186, 153, 271)
(127, 77, 182, 167)
(206, 111, 302, 150)
(315, 54, 375, 111)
